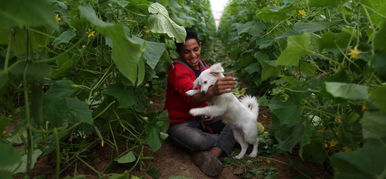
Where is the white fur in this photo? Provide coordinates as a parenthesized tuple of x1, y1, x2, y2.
(186, 63, 259, 159)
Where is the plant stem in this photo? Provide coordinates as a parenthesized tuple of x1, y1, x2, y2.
(34, 35, 87, 63)
(23, 62, 33, 173)
(75, 155, 101, 176)
(92, 101, 116, 120)
(23, 27, 33, 173)
(4, 30, 13, 71)
(109, 121, 119, 153)
(54, 128, 61, 179)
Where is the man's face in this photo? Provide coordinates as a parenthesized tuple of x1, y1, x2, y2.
(178, 38, 201, 70)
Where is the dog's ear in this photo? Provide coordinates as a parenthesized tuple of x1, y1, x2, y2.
(192, 78, 199, 88)
(209, 63, 224, 76)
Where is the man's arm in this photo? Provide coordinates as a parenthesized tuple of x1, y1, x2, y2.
(191, 76, 237, 104)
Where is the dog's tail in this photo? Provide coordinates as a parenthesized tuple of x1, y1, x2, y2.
(240, 95, 259, 118)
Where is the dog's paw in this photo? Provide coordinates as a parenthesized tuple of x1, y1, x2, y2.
(234, 154, 244, 159)
(189, 108, 201, 116)
(186, 90, 198, 96)
(248, 152, 257, 158)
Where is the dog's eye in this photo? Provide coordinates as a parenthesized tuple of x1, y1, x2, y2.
(204, 81, 207, 84)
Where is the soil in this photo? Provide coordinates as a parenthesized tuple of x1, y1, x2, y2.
(132, 142, 239, 179)
(13, 106, 331, 179)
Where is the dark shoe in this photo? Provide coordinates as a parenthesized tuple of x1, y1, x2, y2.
(191, 151, 223, 177)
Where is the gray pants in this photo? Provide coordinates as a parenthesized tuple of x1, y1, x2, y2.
(168, 117, 236, 155)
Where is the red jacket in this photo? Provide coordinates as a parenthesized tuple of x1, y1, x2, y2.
(165, 59, 209, 124)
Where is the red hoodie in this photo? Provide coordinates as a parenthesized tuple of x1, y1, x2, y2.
(165, 59, 209, 124)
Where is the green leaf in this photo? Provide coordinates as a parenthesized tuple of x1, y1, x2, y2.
(317, 32, 351, 50)
(369, 84, 386, 111)
(43, 97, 93, 127)
(244, 63, 259, 74)
(50, 54, 79, 79)
(43, 81, 92, 127)
(331, 138, 386, 179)
(269, 94, 302, 124)
(325, 82, 369, 100)
(260, 60, 279, 81)
(79, 5, 145, 84)
(145, 126, 162, 152)
(233, 21, 266, 37)
(0, 70, 8, 89)
(132, 36, 166, 69)
(360, 0, 386, 26)
(256, 6, 293, 23)
(143, 41, 165, 69)
(276, 33, 312, 66)
(361, 112, 386, 139)
(371, 53, 386, 79)
(309, 0, 344, 8)
(299, 61, 316, 76)
(0, 142, 21, 167)
(293, 21, 337, 33)
(115, 152, 136, 164)
(137, 59, 145, 86)
(374, 24, 386, 52)
(273, 122, 304, 152)
(107, 170, 130, 179)
(148, 3, 186, 43)
(52, 29, 76, 47)
(0, 170, 12, 179)
(0, 0, 58, 29)
(26, 63, 53, 82)
(0, 27, 9, 44)
(5, 149, 42, 174)
(147, 168, 161, 179)
(45, 80, 78, 98)
(302, 140, 327, 164)
(103, 85, 136, 108)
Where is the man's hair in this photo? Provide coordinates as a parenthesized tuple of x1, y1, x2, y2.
(175, 27, 201, 52)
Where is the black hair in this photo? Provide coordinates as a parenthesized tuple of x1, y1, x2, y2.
(175, 27, 201, 52)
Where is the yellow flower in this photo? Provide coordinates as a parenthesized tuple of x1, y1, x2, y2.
(81, 45, 86, 48)
(348, 46, 361, 59)
(149, 100, 154, 105)
(144, 83, 150, 87)
(335, 116, 342, 123)
(298, 10, 306, 15)
(361, 104, 367, 111)
(342, 146, 351, 152)
(55, 14, 62, 24)
(143, 116, 149, 121)
(328, 140, 338, 147)
(71, 84, 79, 88)
(87, 30, 95, 38)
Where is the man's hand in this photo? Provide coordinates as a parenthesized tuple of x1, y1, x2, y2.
(191, 76, 237, 104)
(207, 76, 238, 97)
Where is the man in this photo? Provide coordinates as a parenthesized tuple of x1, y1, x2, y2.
(165, 27, 237, 177)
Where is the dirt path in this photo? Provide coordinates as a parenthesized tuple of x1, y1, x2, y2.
(133, 142, 239, 179)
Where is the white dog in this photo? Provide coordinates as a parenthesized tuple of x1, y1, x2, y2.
(186, 63, 259, 159)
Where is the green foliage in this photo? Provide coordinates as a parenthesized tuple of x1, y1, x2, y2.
(219, 0, 386, 177)
(0, 0, 58, 29)
(115, 151, 136, 164)
(148, 2, 186, 43)
(276, 33, 312, 66)
(0, 0, 215, 177)
(331, 138, 386, 179)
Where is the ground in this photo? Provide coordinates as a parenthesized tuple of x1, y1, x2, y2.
(13, 106, 331, 179)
